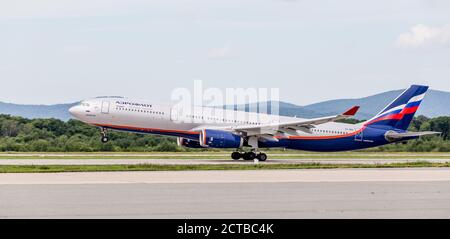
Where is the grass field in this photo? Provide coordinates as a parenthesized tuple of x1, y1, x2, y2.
(0, 161, 449, 173)
(0, 151, 450, 160)
(0, 152, 449, 173)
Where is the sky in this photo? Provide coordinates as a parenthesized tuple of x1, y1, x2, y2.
(1, 0, 450, 105)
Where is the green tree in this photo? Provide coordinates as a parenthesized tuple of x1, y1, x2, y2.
(1, 119, 20, 137)
(428, 117, 450, 140)
(0, 113, 448, 152)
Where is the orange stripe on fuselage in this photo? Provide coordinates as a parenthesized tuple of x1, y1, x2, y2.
(95, 124, 365, 141)
(202, 129, 207, 145)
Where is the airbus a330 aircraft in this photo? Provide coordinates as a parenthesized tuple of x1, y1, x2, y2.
(69, 85, 439, 161)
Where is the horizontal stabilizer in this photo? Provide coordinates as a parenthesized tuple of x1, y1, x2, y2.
(385, 131, 440, 140)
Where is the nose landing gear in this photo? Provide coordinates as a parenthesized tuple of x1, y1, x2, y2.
(100, 128, 109, 143)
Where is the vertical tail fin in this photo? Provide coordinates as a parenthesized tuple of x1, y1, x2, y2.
(364, 85, 428, 130)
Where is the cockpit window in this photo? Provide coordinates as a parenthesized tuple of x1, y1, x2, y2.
(80, 102, 90, 107)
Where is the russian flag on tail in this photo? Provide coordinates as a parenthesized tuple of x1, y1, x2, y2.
(364, 85, 428, 130)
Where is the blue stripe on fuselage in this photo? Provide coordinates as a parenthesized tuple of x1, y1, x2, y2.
(103, 124, 412, 152)
(260, 126, 394, 152)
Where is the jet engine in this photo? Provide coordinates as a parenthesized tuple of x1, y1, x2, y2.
(177, 137, 205, 148)
(199, 129, 243, 148)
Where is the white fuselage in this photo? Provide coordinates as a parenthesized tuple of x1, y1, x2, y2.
(69, 97, 360, 140)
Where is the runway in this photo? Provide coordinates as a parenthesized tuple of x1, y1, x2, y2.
(0, 157, 449, 165)
(1, 168, 450, 218)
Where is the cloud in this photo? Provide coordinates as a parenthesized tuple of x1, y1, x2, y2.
(207, 43, 233, 59)
(395, 24, 450, 48)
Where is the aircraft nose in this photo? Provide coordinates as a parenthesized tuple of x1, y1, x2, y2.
(69, 105, 82, 118)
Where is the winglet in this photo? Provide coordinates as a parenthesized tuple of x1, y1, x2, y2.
(342, 106, 360, 116)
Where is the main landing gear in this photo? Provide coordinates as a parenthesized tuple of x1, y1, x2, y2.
(100, 128, 109, 143)
(231, 151, 267, 161)
(231, 136, 267, 161)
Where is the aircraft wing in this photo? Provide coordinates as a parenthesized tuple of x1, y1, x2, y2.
(228, 106, 360, 137)
(385, 131, 441, 140)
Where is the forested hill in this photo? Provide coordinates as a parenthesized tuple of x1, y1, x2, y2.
(0, 114, 449, 152)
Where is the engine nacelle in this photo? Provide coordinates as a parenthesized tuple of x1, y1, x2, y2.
(199, 129, 243, 148)
(177, 137, 205, 148)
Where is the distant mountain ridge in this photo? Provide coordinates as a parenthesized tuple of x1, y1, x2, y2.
(0, 102, 77, 121)
(302, 89, 450, 119)
(0, 89, 449, 121)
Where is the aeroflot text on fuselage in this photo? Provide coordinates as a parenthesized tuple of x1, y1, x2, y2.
(69, 85, 439, 161)
(116, 101, 153, 108)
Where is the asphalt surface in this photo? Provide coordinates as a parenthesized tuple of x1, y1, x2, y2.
(0, 157, 449, 165)
(3, 153, 449, 157)
(1, 168, 450, 218)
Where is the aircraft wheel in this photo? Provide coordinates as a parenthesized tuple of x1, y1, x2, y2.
(231, 152, 242, 160)
(257, 153, 267, 161)
(243, 152, 256, 160)
(101, 136, 109, 143)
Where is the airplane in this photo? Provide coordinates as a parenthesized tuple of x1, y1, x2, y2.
(69, 85, 440, 161)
